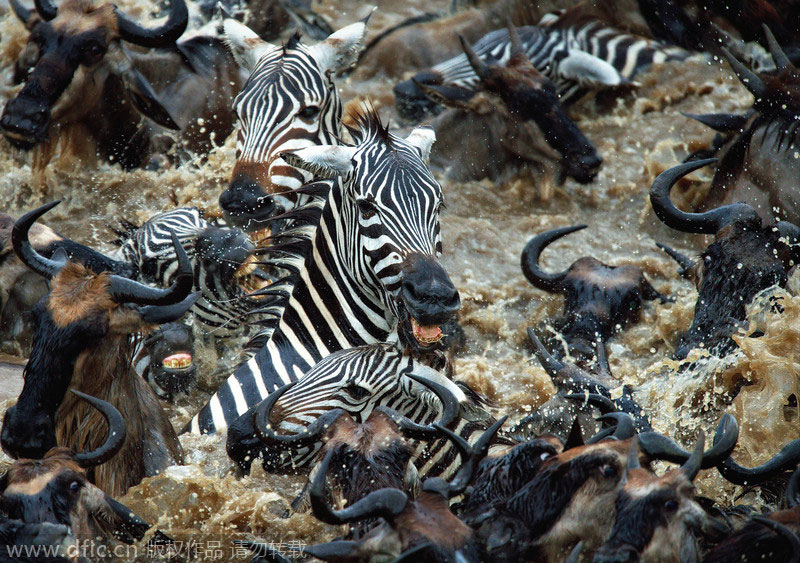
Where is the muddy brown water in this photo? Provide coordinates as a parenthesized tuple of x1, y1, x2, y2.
(0, 1, 797, 560)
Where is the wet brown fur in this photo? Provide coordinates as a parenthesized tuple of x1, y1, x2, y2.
(47, 263, 114, 328)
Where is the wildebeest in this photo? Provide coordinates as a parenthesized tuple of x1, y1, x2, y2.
(0, 202, 198, 496)
(1, 0, 243, 169)
(522, 224, 668, 369)
(685, 27, 800, 224)
(134, 321, 196, 400)
(417, 25, 602, 185)
(651, 159, 800, 360)
(0, 390, 157, 552)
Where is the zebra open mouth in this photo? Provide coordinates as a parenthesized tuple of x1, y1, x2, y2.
(161, 352, 193, 371)
(411, 317, 443, 344)
(234, 255, 272, 298)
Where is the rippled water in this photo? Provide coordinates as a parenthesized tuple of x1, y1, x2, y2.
(0, 0, 797, 559)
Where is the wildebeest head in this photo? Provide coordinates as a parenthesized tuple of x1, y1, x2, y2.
(282, 109, 460, 354)
(0, 201, 198, 461)
(522, 224, 667, 364)
(593, 435, 727, 563)
(0, 390, 151, 545)
(686, 26, 800, 225)
(651, 158, 799, 359)
(218, 14, 369, 230)
(1, 0, 188, 150)
(418, 25, 602, 185)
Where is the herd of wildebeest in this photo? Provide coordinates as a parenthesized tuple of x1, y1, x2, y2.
(0, 0, 798, 561)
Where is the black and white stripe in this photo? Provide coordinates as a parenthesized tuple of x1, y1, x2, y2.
(190, 111, 445, 434)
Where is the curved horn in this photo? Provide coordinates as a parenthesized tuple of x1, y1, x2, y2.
(9, 0, 32, 24)
(521, 225, 586, 292)
(598, 412, 635, 440)
(528, 327, 565, 376)
(12, 201, 67, 280)
(310, 448, 408, 526)
(681, 431, 705, 481)
(254, 382, 346, 447)
(751, 515, 800, 557)
(70, 390, 126, 468)
(506, 19, 524, 57)
(656, 242, 695, 277)
(681, 111, 749, 133)
(566, 392, 616, 414)
(108, 232, 193, 305)
(787, 466, 800, 509)
(376, 373, 460, 440)
(33, 0, 56, 21)
(566, 542, 584, 563)
(650, 159, 757, 234)
(432, 415, 507, 497)
(717, 438, 800, 486)
(115, 0, 188, 48)
(721, 47, 766, 98)
(459, 35, 490, 80)
(762, 25, 792, 70)
(639, 414, 738, 469)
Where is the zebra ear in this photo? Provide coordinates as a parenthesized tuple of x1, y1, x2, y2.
(405, 127, 436, 162)
(557, 50, 625, 87)
(281, 146, 358, 178)
(223, 18, 278, 73)
(308, 18, 370, 73)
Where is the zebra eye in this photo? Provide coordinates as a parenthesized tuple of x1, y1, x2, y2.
(357, 199, 378, 220)
(344, 384, 370, 400)
(298, 105, 321, 120)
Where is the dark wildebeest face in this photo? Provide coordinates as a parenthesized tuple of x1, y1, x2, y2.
(1, 0, 187, 149)
(0, 202, 198, 461)
(651, 159, 799, 360)
(0, 392, 152, 546)
(218, 16, 368, 230)
(522, 224, 666, 365)
(593, 436, 727, 563)
(686, 27, 800, 224)
(418, 26, 602, 185)
(283, 110, 460, 354)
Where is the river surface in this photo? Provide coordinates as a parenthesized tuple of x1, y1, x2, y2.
(0, 0, 797, 560)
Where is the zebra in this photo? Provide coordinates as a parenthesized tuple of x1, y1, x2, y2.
(113, 207, 271, 336)
(218, 14, 370, 232)
(394, 12, 688, 121)
(226, 342, 504, 477)
(188, 108, 461, 442)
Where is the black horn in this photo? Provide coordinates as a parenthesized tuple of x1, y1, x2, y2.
(376, 373, 460, 440)
(12, 201, 68, 280)
(33, 0, 56, 21)
(656, 242, 695, 278)
(762, 25, 792, 71)
(70, 390, 127, 468)
(506, 19, 524, 57)
(9, 0, 32, 24)
(650, 159, 757, 234)
(521, 225, 585, 292)
(721, 47, 766, 99)
(716, 438, 800, 486)
(639, 414, 738, 469)
(459, 35, 490, 80)
(108, 232, 193, 305)
(115, 0, 189, 48)
(681, 431, 705, 481)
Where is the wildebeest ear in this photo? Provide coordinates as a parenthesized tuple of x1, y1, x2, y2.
(279, 145, 358, 178)
(99, 495, 152, 544)
(222, 18, 278, 73)
(122, 67, 180, 130)
(557, 50, 625, 87)
(405, 126, 435, 162)
(308, 15, 371, 73)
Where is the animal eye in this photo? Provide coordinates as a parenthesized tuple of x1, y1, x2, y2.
(298, 106, 321, 119)
(344, 384, 370, 400)
(83, 41, 106, 64)
(601, 464, 617, 479)
(664, 499, 678, 512)
(69, 481, 81, 493)
(357, 199, 377, 220)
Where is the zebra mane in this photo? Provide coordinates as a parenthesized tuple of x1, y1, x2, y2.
(240, 181, 328, 355)
(345, 105, 393, 146)
(284, 31, 303, 53)
(108, 218, 141, 248)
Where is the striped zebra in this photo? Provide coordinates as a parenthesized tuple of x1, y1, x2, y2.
(113, 207, 271, 335)
(189, 108, 460, 437)
(219, 14, 369, 230)
(227, 342, 505, 479)
(394, 12, 687, 121)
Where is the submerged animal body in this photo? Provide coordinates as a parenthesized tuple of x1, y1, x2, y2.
(1, 0, 243, 169)
(189, 109, 460, 436)
(1, 202, 197, 496)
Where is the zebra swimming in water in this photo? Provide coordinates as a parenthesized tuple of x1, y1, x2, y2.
(189, 108, 461, 436)
(219, 14, 370, 231)
(394, 11, 688, 121)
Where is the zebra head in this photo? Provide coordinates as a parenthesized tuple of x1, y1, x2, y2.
(284, 109, 461, 353)
(219, 15, 369, 231)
